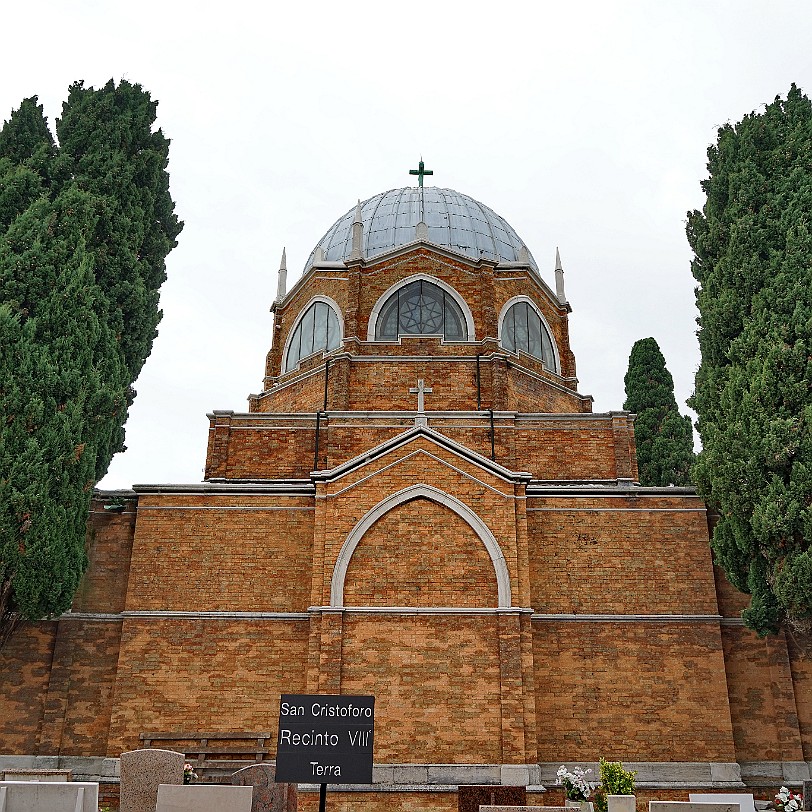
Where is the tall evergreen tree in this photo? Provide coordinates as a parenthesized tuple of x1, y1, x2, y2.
(0, 81, 181, 644)
(623, 337, 694, 487)
(687, 84, 812, 636)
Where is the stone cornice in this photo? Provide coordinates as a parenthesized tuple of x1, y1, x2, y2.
(133, 481, 315, 496)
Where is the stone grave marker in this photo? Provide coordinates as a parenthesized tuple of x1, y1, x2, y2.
(231, 763, 297, 812)
(120, 749, 184, 812)
(690, 793, 756, 812)
(650, 803, 739, 812)
(156, 783, 253, 811)
(480, 807, 568, 812)
(0, 780, 98, 811)
(609, 797, 637, 812)
(458, 785, 527, 812)
(0, 769, 71, 782)
(802, 782, 811, 812)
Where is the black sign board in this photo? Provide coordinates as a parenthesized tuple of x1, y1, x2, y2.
(275, 694, 375, 784)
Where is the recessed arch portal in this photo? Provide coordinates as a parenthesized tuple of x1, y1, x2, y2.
(330, 484, 511, 607)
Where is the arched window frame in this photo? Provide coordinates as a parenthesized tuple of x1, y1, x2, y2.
(282, 295, 344, 373)
(497, 295, 560, 374)
(366, 274, 475, 342)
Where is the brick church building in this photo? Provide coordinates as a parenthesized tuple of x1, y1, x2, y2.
(1, 180, 810, 808)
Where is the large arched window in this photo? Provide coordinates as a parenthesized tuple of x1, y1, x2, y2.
(374, 279, 468, 341)
(285, 299, 342, 371)
(500, 299, 558, 371)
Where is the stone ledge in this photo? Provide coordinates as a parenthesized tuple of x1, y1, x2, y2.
(9, 758, 802, 789)
(738, 762, 811, 783)
(537, 764, 743, 788)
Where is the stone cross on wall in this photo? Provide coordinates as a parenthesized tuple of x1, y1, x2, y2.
(409, 379, 433, 426)
(410, 379, 433, 412)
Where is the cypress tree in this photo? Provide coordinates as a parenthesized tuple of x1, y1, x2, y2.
(623, 337, 695, 487)
(0, 81, 181, 643)
(687, 84, 812, 636)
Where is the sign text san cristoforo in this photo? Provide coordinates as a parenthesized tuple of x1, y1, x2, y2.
(275, 694, 375, 785)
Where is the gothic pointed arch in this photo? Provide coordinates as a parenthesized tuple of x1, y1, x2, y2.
(330, 484, 511, 607)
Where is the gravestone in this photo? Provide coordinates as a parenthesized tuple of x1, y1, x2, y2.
(480, 807, 568, 812)
(156, 784, 253, 811)
(458, 785, 527, 812)
(120, 749, 184, 812)
(650, 803, 739, 812)
(690, 794, 756, 812)
(231, 763, 298, 812)
(802, 782, 811, 812)
(0, 769, 71, 782)
(0, 780, 98, 811)
(609, 797, 637, 812)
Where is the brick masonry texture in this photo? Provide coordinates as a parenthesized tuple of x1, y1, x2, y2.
(534, 622, 736, 762)
(107, 618, 309, 755)
(1, 241, 811, 812)
(527, 496, 716, 614)
(0, 620, 57, 753)
(721, 625, 805, 762)
(343, 497, 499, 607)
(126, 496, 314, 612)
(204, 413, 634, 483)
(39, 618, 123, 755)
(339, 614, 503, 763)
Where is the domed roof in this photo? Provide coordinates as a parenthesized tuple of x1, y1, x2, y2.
(305, 187, 538, 273)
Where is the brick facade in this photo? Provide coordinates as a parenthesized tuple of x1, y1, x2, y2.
(2, 235, 810, 807)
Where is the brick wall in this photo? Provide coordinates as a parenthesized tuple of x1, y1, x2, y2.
(107, 618, 309, 755)
(527, 496, 717, 614)
(204, 414, 631, 483)
(205, 415, 318, 480)
(254, 351, 589, 415)
(297, 791, 457, 812)
(0, 620, 56, 753)
(340, 614, 503, 763)
(126, 496, 314, 612)
(721, 625, 805, 762)
(343, 497, 499, 607)
(788, 634, 812, 760)
(38, 619, 122, 756)
(73, 497, 136, 613)
(313, 434, 521, 607)
(534, 621, 736, 762)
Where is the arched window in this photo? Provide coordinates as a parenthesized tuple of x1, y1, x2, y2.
(285, 300, 342, 371)
(500, 300, 557, 371)
(374, 279, 468, 341)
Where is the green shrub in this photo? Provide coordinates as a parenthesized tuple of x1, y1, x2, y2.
(593, 758, 637, 812)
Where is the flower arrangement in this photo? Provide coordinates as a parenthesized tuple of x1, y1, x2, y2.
(183, 762, 198, 785)
(774, 787, 803, 812)
(557, 764, 596, 801)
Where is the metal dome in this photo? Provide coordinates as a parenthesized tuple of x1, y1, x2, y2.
(305, 187, 538, 273)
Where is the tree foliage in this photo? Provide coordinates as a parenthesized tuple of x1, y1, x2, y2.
(687, 84, 812, 636)
(623, 337, 694, 487)
(0, 82, 182, 644)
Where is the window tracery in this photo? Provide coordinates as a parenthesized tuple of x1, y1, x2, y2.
(374, 279, 468, 341)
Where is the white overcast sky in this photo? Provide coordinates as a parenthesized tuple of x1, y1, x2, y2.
(3, 1, 811, 489)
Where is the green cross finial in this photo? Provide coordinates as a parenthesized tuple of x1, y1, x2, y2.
(409, 159, 433, 187)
